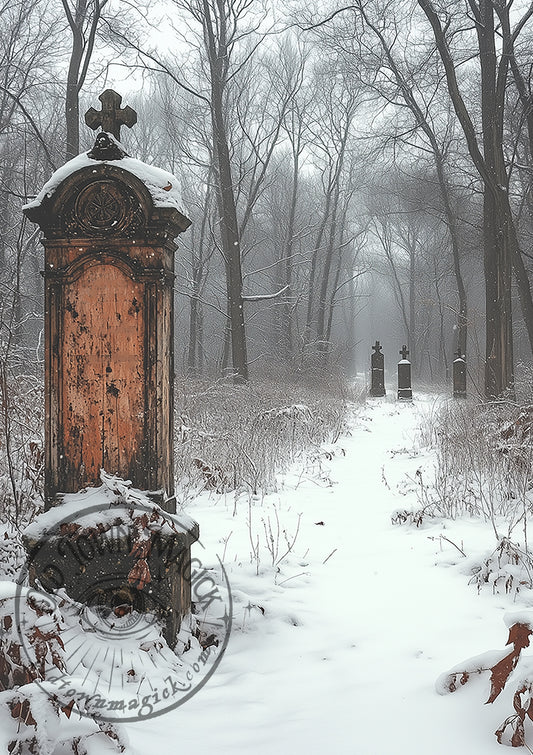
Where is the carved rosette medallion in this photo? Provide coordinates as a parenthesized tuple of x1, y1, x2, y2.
(75, 180, 129, 234)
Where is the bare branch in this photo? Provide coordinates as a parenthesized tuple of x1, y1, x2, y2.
(242, 285, 289, 302)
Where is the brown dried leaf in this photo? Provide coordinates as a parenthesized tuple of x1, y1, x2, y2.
(512, 721, 526, 748)
(135, 513, 149, 530)
(10, 699, 37, 727)
(443, 671, 470, 693)
(12, 667, 34, 687)
(7, 642, 22, 666)
(130, 539, 151, 559)
(487, 649, 519, 704)
(52, 649, 65, 670)
(507, 623, 532, 651)
(61, 699, 75, 719)
(127, 558, 151, 589)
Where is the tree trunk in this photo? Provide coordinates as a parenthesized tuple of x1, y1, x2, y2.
(478, 0, 513, 396)
(281, 142, 300, 360)
(204, 0, 248, 381)
(63, 0, 107, 160)
(417, 0, 515, 396)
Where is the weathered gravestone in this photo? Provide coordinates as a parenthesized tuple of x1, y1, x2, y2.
(453, 349, 467, 398)
(22, 90, 198, 646)
(370, 340, 386, 397)
(397, 344, 412, 400)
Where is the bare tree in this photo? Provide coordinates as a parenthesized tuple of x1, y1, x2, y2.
(302, 65, 358, 361)
(351, 0, 469, 358)
(417, 0, 533, 396)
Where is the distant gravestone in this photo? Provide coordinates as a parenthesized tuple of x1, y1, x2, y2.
(23, 90, 198, 645)
(453, 349, 467, 398)
(370, 341, 386, 397)
(397, 345, 412, 400)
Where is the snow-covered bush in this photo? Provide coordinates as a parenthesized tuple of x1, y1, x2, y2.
(469, 537, 533, 598)
(414, 400, 533, 535)
(0, 529, 27, 581)
(174, 377, 349, 499)
(0, 585, 129, 754)
(0, 367, 44, 528)
(0, 369, 350, 517)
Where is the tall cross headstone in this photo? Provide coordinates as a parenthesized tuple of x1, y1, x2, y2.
(23, 90, 197, 645)
(25, 90, 189, 509)
(398, 344, 412, 400)
(370, 340, 386, 397)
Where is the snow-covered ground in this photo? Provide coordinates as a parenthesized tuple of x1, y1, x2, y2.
(126, 393, 530, 754)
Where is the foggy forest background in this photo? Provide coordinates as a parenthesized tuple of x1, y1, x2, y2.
(2, 0, 533, 394)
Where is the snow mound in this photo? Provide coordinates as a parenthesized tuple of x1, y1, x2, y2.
(23, 470, 196, 541)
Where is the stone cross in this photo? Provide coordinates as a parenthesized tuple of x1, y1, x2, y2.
(399, 344, 410, 361)
(85, 89, 137, 141)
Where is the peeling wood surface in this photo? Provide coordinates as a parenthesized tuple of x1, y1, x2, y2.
(61, 263, 145, 489)
(31, 165, 188, 509)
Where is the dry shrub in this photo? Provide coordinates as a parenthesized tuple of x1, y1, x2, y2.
(0, 365, 350, 508)
(0, 369, 44, 527)
(0, 590, 128, 754)
(174, 376, 349, 498)
(415, 400, 533, 535)
(470, 537, 533, 598)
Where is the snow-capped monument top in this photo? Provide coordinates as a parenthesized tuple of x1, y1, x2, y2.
(24, 89, 185, 220)
(23, 137, 186, 217)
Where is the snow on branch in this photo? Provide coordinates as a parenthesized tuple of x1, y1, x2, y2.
(242, 285, 289, 302)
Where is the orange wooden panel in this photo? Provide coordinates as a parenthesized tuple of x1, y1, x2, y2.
(61, 263, 145, 488)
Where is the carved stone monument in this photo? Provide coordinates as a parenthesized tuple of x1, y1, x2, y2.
(397, 344, 412, 401)
(453, 349, 467, 398)
(370, 340, 386, 397)
(23, 90, 198, 646)
(25, 90, 190, 509)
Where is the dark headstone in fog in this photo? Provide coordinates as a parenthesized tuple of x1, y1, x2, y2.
(370, 341, 386, 397)
(453, 349, 467, 398)
(397, 345, 412, 401)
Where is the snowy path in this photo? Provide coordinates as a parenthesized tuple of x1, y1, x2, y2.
(129, 395, 520, 754)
